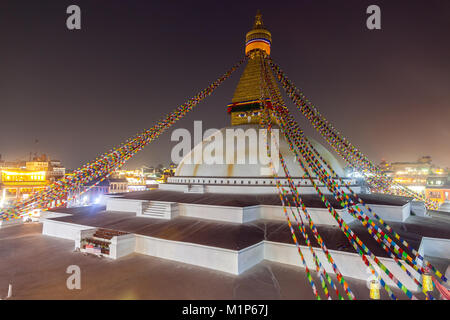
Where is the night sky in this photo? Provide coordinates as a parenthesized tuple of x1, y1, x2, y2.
(0, 0, 449, 170)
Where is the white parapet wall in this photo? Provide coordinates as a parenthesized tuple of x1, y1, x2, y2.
(106, 198, 145, 214)
(238, 242, 265, 274)
(179, 203, 246, 223)
(110, 233, 136, 259)
(105, 197, 354, 226)
(264, 240, 420, 292)
(160, 182, 362, 195)
(44, 217, 430, 292)
(419, 237, 450, 260)
(178, 203, 354, 225)
(42, 219, 92, 240)
(133, 235, 421, 291)
(104, 194, 409, 228)
(135, 234, 241, 274)
(245, 205, 355, 226)
(411, 201, 427, 217)
(366, 202, 411, 222)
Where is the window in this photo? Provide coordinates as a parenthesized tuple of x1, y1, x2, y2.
(428, 191, 441, 199)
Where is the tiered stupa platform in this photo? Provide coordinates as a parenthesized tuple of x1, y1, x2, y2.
(41, 189, 450, 293)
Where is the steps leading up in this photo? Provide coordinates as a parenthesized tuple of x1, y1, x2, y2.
(141, 201, 178, 219)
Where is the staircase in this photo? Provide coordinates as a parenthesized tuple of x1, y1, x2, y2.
(141, 201, 178, 219)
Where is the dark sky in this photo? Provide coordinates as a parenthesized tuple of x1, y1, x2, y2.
(0, 0, 449, 169)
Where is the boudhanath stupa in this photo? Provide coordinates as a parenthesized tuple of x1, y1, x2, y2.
(40, 12, 450, 296)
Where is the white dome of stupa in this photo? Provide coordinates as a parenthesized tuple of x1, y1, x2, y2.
(175, 124, 345, 178)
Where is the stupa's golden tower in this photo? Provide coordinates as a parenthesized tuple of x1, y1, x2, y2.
(227, 10, 281, 126)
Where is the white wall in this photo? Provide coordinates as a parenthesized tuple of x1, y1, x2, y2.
(411, 201, 427, 217)
(419, 237, 450, 260)
(135, 234, 240, 274)
(44, 218, 427, 291)
(264, 241, 420, 292)
(179, 203, 244, 223)
(238, 242, 264, 274)
(250, 205, 354, 226)
(177, 203, 353, 226)
(160, 180, 362, 195)
(366, 203, 410, 222)
(42, 219, 91, 240)
(110, 234, 136, 259)
(106, 198, 144, 214)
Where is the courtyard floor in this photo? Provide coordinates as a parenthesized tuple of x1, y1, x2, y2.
(0, 222, 432, 300)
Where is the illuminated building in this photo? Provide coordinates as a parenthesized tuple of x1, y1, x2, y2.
(67, 177, 129, 207)
(112, 166, 173, 187)
(109, 178, 129, 193)
(26, 155, 66, 181)
(425, 175, 450, 205)
(0, 154, 66, 206)
(378, 156, 448, 194)
(0, 169, 49, 205)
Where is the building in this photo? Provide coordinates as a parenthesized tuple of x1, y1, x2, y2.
(111, 168, 154, 190)
(0, 154, 66, 207)
(425, 175, 450, 205)
(26, 154, 66, 181)
(109, 178, 129, 193)
(0, 169, 49, 206)
(67, 177, 129, 207)
(379, 156, 447, 194)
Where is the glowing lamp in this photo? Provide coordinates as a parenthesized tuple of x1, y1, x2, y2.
(422, 273, 433, 292)
(369, 280, 380, 300)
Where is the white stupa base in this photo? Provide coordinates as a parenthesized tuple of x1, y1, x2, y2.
(42, 217, 423, 292)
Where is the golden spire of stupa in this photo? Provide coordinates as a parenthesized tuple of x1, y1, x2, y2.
(227, 11, 280, 126)
(253, 9, 264, 28)
(245, 10, 272, 56)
